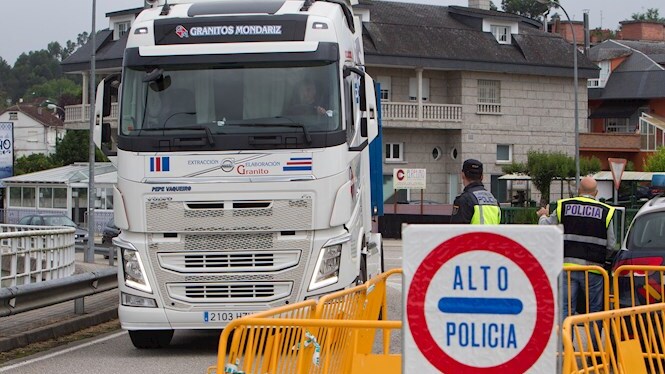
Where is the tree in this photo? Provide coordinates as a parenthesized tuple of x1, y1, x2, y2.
(14, 153, 56, 175)
(501, 0, 558, 20)
(8, 50, 62, 102)
(631, 8, 665, 22)
(502, 150, 601, 206)
(644, 147, 665, 172)
(50, 130, 108, 167)
(27, 78, 81, 104)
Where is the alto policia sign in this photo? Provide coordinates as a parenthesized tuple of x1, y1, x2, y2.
(403, 225, 562, 373)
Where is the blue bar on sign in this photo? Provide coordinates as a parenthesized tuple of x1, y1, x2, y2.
(163, 157, 170, 171)
(283, 166, 312, 171)
(150, 157, 154, 172)
(438, 297, 523, 315)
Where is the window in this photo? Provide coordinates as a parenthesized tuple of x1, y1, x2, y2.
(491, 25, 511, 44)
(383, 175, 409, 204)
(9, 186, 36, 207)
(448, 173, 459, 204)
(116, 21, 131, 38)
(377, 76, 391, 101)
(9, 112, 18, 120)
(477, 79, 501, 114)
(385, 142, 403, 162)
(496, 144, 512, 163)
(95, 187, 114, 210)
(605, 118, 633, 133)
(409, 78, 430, 102)
(39, 187, 67, 209)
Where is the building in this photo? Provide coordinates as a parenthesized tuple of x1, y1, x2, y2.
(0, 104, 64, 158)
(1, 163, 116, 232)
(586, 20, 665, 170)
(60, 0, 598, 206)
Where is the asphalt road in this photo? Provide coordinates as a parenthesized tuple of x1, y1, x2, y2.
(0, 240, 404, 374)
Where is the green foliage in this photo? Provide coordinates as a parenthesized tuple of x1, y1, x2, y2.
(631, 8, 665, 22)
(51, 131, 90, 166)
(502, 207, 539, 224)
(14, 153, 56, 175)
(28, 78, 81, 103)
(644, 147, 665, 172)
(501, 0, 558, 20)
(501, 151, 601, 207)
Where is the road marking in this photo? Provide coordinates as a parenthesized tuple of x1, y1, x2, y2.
(0, 331, 126, 372)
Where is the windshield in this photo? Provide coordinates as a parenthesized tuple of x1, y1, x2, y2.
(120, 62, 340, 136)
(43, 216, 77, 228)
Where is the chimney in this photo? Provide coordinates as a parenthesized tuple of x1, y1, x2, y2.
(583, 11, 590, 54)
(468, 0, 490, 10)
(38, 107, 43, 115)
(619, 20, 665, 41)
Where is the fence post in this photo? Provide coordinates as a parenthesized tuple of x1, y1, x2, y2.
(75, 297, 85, 315)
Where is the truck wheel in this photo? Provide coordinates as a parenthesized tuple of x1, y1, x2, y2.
(128, 329, 174, 349)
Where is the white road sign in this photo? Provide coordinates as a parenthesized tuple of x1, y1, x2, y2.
(392, 168, 426, 189)
(403, 225, 562, 373)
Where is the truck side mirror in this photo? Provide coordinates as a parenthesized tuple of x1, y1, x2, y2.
(102, 74, 120, 117)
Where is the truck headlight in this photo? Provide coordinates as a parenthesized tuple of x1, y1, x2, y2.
(121, 247, 152, 293)
(309, 233, 350, 291)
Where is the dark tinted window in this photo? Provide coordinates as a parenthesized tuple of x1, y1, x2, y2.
(627, 211, 665, 250)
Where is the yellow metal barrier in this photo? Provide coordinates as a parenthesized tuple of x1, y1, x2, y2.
(562, 265, 610, 315)
(208, 269, 403, 374)
(562, 303, 665, 374)
(613, 265, 665, 309)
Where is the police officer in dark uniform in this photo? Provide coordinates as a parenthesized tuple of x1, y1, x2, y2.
(450, 159, 501, 224)
(537, 176, 615, 329)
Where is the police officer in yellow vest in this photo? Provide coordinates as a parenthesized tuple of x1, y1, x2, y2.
(451, 159, 501, 224)
(537, 176, 616, 325)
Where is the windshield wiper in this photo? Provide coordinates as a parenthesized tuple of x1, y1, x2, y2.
(140, 126, 215, 145)
(225, 122, 312, 144)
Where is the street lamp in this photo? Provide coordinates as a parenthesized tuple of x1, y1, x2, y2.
(45, 103, 65, 118)
(537, 0, 580, 189)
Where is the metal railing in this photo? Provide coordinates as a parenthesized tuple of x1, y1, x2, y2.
(0, 225, 76, 288)
(381, 102, 462, 121)
(0, 267, 117, 317)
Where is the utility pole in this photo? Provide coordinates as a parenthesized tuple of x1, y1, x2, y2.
(85, 0, 97, 263)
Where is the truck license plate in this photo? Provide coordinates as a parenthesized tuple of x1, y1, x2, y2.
(203, 311, 251, 323)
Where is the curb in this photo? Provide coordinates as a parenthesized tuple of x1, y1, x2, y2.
(0, 307, 118, 352)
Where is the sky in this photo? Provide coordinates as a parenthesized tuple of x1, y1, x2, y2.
(0, 0, 663, 66)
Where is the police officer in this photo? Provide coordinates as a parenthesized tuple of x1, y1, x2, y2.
(450, 159, 501, 224)
(537, 176, 616, 324)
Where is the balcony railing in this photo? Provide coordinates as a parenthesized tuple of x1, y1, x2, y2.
(639, 113, 665, 151)
(476, 103, 502, 115)
(381, 102, 462, 122)
(66, 102, 464, 124)
(587, 78, 607, 88)
(63, 103, 119, 124)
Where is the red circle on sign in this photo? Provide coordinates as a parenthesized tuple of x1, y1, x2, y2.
(406, 232, 555, 373)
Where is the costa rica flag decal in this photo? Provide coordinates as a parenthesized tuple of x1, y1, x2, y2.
(283, 157, 312, 172)
(150, 156, 170, 172)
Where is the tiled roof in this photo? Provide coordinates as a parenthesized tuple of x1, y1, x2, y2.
(1, 104, 64, 128)
(361, 1, 598, 78)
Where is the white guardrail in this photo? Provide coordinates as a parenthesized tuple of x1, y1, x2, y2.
(0, 225, 76, 288)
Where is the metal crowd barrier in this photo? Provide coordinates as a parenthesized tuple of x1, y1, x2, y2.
(562, 265, 611, 315)
(613, 265, 665, 309)
(208, 269, 402, 374)
(562, 303, 665, 374)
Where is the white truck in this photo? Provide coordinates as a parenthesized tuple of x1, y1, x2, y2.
(95, 0, 384, 348)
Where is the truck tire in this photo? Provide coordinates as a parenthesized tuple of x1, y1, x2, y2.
(128, 329, 174, 349)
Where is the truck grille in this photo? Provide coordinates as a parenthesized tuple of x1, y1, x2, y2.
(145, 198, 312, 232)
(168, 282, 292, 303)
(158, 250, 301, 273)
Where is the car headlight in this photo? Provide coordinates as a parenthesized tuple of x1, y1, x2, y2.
(309, 233, 350, 291)
(119, 245, 152, 293)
